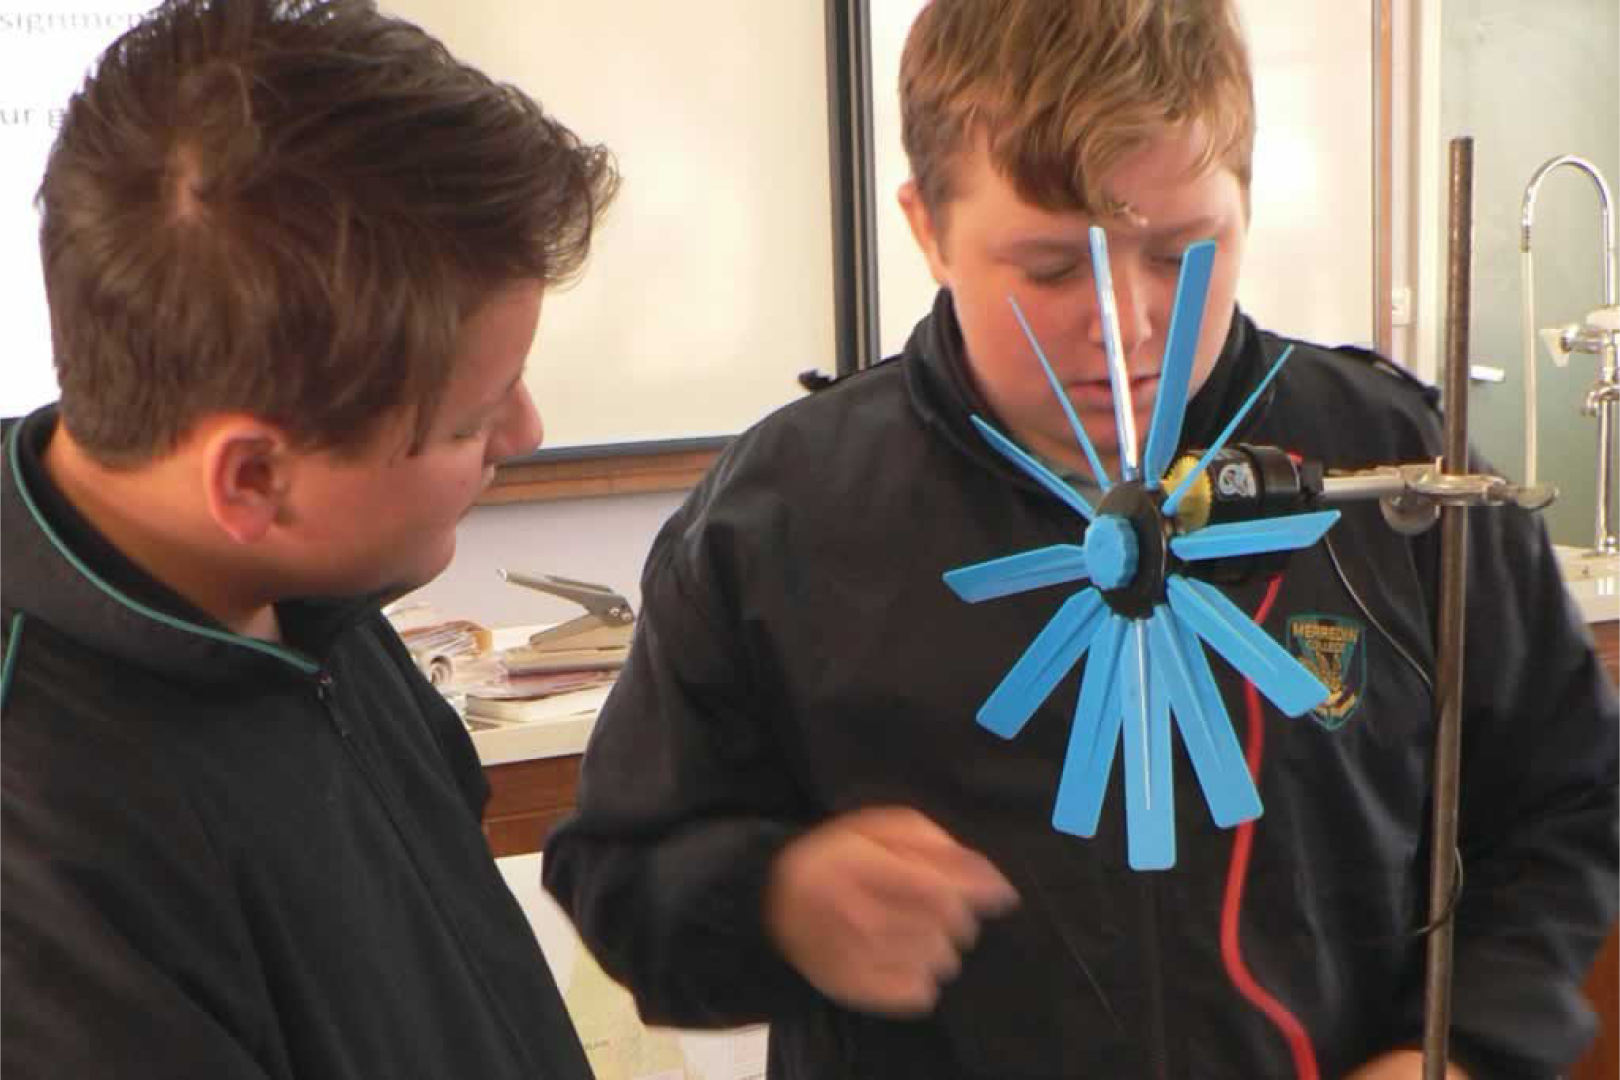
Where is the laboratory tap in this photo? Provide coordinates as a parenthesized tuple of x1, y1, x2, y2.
(1520, 154, 1618, 557)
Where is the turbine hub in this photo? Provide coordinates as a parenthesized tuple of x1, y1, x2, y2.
(1083, 515, 1137, 589)
(1091, 481, 1171, 619)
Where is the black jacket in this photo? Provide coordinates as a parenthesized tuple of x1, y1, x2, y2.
(0, 408, 590, 1079)
(544, 295, 1618, 1079)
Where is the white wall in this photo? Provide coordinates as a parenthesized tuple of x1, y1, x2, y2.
(1241, 0, 1376, 348)
(405, 489, 687, 629)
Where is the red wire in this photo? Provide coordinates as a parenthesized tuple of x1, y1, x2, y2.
(1219, 574, 1321, 1080)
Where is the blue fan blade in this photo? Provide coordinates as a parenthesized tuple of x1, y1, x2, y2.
(1089, 228, 1140, 481)
(970, 415, 1096, 521)
(1174, 608, 1265, 825)
(945, 545, 1089, 603)
(1008, 295, 1112, 490)
(978, 589, 1108, 739)
(1142, 241, 1217, 487)
(1162, 344, 1298, 517)
(1120, 621, 1174, 870)
(1149, 606, 1262, 828)
(1052, 615, 1128, 837)
(1169, 510, 1341, 562)
(1166, 576, 1329, 717)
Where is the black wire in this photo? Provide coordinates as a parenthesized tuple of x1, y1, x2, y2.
(1322, 531, 1433, 696)
(1324, 530, 1469, 942)
(1408, 847, 1466, 940)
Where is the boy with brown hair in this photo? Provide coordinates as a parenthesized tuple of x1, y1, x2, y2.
(1, 1, 616, 1076)
(543, 1, 1617, 1077)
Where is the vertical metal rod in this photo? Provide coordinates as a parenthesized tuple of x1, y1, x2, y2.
(822, 0, 880, 378)
(1422, 135, 1474, 1080)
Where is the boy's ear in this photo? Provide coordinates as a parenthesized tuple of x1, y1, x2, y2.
(898, 180, 949, 287)
(200, 419, 293, 545)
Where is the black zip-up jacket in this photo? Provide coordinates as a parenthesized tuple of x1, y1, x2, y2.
(544, 295, 1618, 1079)
(1, 408, 591, 1079)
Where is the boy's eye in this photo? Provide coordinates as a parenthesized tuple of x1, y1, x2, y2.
(1026, 262, 1081, 285)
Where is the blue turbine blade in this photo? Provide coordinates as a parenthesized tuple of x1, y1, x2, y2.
(1162, 344, 1298, 517)
(1166, 576, 1329, 718)
(1121, 620, 1174, 870)
(1008, 295, 1111, 490)
(1142, 241, 1217, 486)
(945, 544, 1089, 602)
(1052, 614, 1127, 838)
(970, 415, 1096, 521)
(1169, 510, 1341, 562)
(1089, 227, 1140, 480)
(978, 589, 1108, 739)
(1149, 606, 1262, 828)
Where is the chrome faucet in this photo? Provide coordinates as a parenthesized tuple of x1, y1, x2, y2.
(1521, 155, 1619, 557)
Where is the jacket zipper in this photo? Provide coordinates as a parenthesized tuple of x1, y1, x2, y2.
(313, 671, 349, 736)
(310, 669, 542, 1078)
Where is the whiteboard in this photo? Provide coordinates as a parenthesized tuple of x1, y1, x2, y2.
(0, 1, 836, 450)
(868, 0, 1375, 358)
(383, 1, 835, 449)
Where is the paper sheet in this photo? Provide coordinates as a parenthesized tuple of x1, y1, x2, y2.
(497, 854, 768, 1080)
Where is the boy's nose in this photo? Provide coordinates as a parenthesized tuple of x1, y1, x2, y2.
(1106, 260, 1156, 361)
(488, 383, 544, 462)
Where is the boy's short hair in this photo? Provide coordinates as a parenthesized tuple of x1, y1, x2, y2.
(900, 0, 1254, 230)
(39, 0, 619, 463)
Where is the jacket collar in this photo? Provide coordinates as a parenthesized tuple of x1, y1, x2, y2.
(2, 407, 376, 686)
(900, 287, 1276, 491)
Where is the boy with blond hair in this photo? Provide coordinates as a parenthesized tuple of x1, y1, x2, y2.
(544, 2, 1616, 1076)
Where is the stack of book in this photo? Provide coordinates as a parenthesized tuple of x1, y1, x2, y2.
(383, 603, 500, 693)
(459, 638, 626, 739)
(462, 667, 617, 726)
(396, 572, 636, 749)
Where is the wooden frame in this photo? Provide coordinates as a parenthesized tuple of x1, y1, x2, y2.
(481, 438, 726, 504)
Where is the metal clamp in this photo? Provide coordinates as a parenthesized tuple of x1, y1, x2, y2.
(1319, 461, 1558, 536)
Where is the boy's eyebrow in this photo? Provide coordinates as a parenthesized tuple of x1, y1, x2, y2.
(1137, 214, 1223, 241)
(996, 236, 1090, 259)
(996, 215, 1223, 259)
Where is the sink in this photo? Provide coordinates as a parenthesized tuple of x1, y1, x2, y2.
(1556, 545, 1620, 625)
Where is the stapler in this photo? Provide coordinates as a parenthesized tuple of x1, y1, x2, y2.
(497, 570, 634, 672)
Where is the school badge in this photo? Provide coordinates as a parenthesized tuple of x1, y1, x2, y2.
(1285, 615, 1366, 730)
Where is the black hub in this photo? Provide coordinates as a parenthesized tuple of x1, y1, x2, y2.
(1092, 481, 1171, 619)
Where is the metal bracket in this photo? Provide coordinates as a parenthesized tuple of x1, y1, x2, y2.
(1318, 460, 1558, 535)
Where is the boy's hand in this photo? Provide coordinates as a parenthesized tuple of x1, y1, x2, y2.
(1345, 1050, 1471, 1079)
(764, 805, 1019, 1015)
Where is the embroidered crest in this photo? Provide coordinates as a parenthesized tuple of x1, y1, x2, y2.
(1286, 614, 1366, 730)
